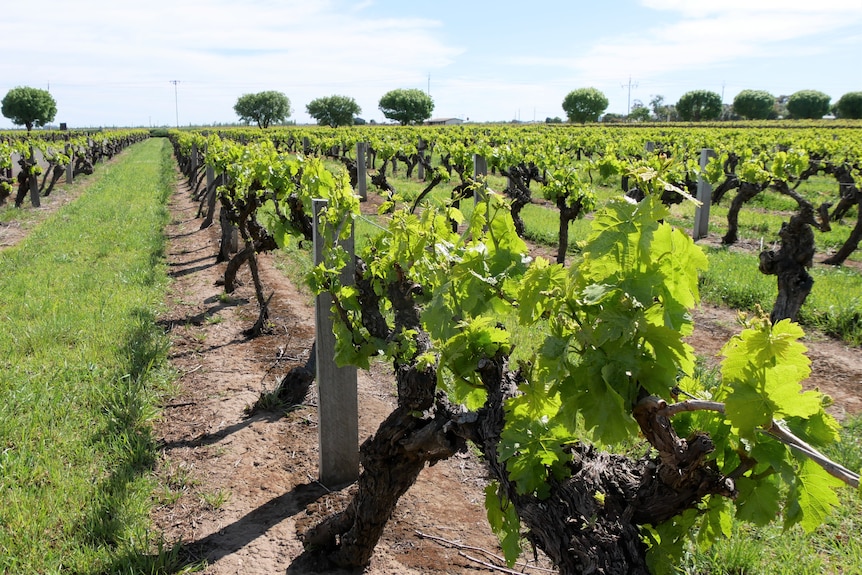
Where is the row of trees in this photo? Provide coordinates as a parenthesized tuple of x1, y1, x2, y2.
(233, 88, 435, 129)
(0, 85, 435, 133)
(560, 87, 862, 123)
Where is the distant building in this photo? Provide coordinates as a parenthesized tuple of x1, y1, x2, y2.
(425, 117, 464, 125)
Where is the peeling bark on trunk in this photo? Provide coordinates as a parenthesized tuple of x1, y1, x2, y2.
(501, 163, 541, 239)
(722, 182, 767, 245)
(41, 165, 65, 197)
(296, 259, 740, 573)
(556, 197, 585, 265)
(298, 269, 463, 569)
(759, 206, 816, 323)
(822, 170, 861, 266)
(302, 405, 461, 569)
(223, 245, 253, 293)
(466, 357, 734, 575)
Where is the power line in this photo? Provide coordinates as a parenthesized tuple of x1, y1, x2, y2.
(621, 76, 638, 116)
(170, 80, 181, 128)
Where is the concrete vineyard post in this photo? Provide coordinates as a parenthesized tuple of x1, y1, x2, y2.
(313, 199, 359, 488)
(64, 144, 73, 184)
(190, 142, 198, 176)
(473, 154, 487, 205)
(693, 148, 716, 240)
(356, 142, 367, 201)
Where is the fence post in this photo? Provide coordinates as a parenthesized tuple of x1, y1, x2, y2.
(356, 141, 367, 201)
(64, 144, 73, 184)
(693, 148, 716, 240)
(473, 153, 487, 205)
(190, 142, 198, 176)
(313, 198, 359, 488)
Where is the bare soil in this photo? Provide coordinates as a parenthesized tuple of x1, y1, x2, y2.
(152, 179, 525, 574)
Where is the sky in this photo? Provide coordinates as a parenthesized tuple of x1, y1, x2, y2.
(2, 0, 862, 129)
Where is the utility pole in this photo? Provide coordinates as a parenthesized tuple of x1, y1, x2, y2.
(621, 76, 638, 116)
(170, 80, 180, 128)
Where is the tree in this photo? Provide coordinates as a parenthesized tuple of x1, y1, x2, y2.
(787, 90, 831, 119)
(676, 90, 722, 121)
(306, 95, 362, 127)
(561, 88, 608, 123)
(648, 95, 680, 122)
(627, 106, 651, 122)
(835, 92, 862, 119)
(1, 86, 57, 132)
(233, 91, 291, 129)
(732, 89, 775, 119)
(378, 89, 434, 125)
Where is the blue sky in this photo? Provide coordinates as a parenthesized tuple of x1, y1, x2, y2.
(2, 0, 861, 128)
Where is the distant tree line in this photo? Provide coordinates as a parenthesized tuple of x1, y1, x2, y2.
(4, 83, 860, 133)
(559, 86, 862, 124)
(229, 88, 435, 129)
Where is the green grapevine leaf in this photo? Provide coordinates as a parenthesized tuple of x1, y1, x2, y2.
(785, 459, 844, 533)
(725, 382, 774, 437)
(645, 509, 699, 575)
(734, 476, 781, 526)
(484, 484, 522, 566)
(517, 257, 567, 324)
(696, 496, 732, 548)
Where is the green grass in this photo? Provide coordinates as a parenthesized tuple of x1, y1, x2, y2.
(679, 414, 862, 575)
(0, 138, 192, 574)
(698, 246, 862, 345)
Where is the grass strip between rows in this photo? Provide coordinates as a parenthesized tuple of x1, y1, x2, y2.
(0, 138, 183, 574)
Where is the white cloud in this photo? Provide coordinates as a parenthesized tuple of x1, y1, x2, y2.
(512, 2, 862, 105)
(0, 0, 461, 126)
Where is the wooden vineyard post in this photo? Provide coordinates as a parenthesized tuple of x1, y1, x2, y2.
(693, 148, 716, 240)
(313, 198, 359, 488)
(356, 141, 367, 201)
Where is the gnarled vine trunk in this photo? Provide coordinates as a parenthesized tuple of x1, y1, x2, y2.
(759, 208, 816, 323)
(296, 263, 738, 574)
